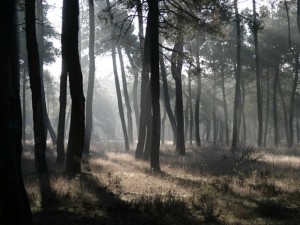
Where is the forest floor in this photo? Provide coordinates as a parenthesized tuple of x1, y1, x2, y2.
(22, 143, 300, 225)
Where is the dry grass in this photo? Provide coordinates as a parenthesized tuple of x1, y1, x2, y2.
(22, 144, 300, 225)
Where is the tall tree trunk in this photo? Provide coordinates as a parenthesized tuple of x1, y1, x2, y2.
(148, 0, 160, 171)
(0, 1, 32, 222)
(195, 37, 202, 147)
(37, 0, 57, 147)
(125, 49, 140, 134)
(171, 39, 185, 155)
(111, 46, 130, 152)
(160, 49, 177, 143)
(221, 68, 229, 145)
(64, 0, 86, 175)
(188, 69, 193, 145)
(213, 69, 217, 145)
(84, 0, 95, 157)
(263, 69, 270, 147)
(22, 65, 27, 145)
(118, 45, 133, 145)
(253, 0, 263, 147)
(278, 78, 289, 143)
(135, 6, 151, 159)
(161, 108, 166, 144)
(232, 0, 242, 148)
(285, 0, 299, 148)
(289, 55, 299, 147)
(241, 76, 247, 144)
(56, 65, 67, 164)
(25, 0, 48, 173)
(142, 85, 152, 160)
(273, 65, 280, 147)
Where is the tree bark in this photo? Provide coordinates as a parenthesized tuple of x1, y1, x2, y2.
(263, 69, 270, 147)
(273, 65, 280, 147)
(232, 0, 241, 149)
(278, 77, 289, 143)
(195, 37, 202, 146)
(135, 6, 151, 159)
(221, 68, 229, 145)
(188, 69, 193, 145)
(125, 49, 140, 134)
(0, 1, 32, 223)
(111, 46, 130, 152)
(25, 0, 48, 173)
(64, 0, 86, 175)
(171, 39, 186, 155)
(160, 49, 177, 144)
(213, 69, 217, 145)
(148, 0, 160, 171)
(84, 0, 96, 157)
(118, 45, 133, 145)
(253, 0, 263, 147)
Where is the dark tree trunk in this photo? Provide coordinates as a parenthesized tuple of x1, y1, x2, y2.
(289, 55, 299, 147)
(171, 39, 185, 155)
(263, 69, 270, 147)
(0, 1, 32, 223)
(64, 0, 86, 175)
(118, 45, 133, 145)
(25, 0, 48, 173)
(221, 68, 229, 145)
(185, 96, 189, 143)
(83, 0, 95, 157)
(56, 65, 67, 164)
(160, 49, 177, 143)
(278, 78, 289, 143)
(135, 7, 151, 159)
(232, 0, 241, 149)
(253, 0, 263, 147)
(142, 85, 152, 160)
(213, 69, 217, 145)
(125, 49, 140, 134)
(112, 46, 130, 152)
(161, 108, 166, 144)
(188, 69, 193, 145)
(195, 37, 202, 147)
(273, 65, 280, 147)
(22, 65, 27, 145)
(148, 0, 160, 171)
(241, 77, 247, 144)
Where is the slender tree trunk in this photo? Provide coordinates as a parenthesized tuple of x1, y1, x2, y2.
(0, 1, 32, 222)
(263, 69, 270, 147)
(221, 68, 229, 145)
(111, 46, 130, 152)
(25, 0, 48, 173)
(22, 65, 27, 145)
(160, 49, 177, 143)
(161, 108, 166, 144)
(118, 45, 133, 145)
(37, 0, 57, 147)
(213, 69, 217, 145)
(278, 78, 289, 143)
(135, 6, 151, 159)
(125, 49, 140, 134)
(188, 69, 193, 145)
(64, 0, 86, 175)
(143, 86, 152, 160)
(241, 76, 247, 144)
(253, 0, 263, 147)
(273, 65, 280, 147)
(171, 39, 185, 154)
(195, 38, 202, 146)
(56, 65, 67, 164)
(83, 0, 95, 157)
(232, 0, 242, 149)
